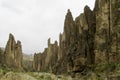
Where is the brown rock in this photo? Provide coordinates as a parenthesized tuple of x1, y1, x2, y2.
(4, 33, 23, 69)
(94, 0, 120, 64)
(33, 0, 120, 75)
(15, 40, 23, 68)
(0, 47, 4, 64)
(33, 38, 59, 73)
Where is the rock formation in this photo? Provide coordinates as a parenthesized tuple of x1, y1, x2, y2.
(0, 47, 4, 64)
(33, 0, 120, 75)
(4, 33, 23, 69)
(33, 38, 58, 72)
(94, 0, 120, 64)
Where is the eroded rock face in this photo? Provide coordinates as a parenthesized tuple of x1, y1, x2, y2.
(33, 38, 58, 72)
(66, 6, 96, 73)
(94, 0, 120, 64)
(15, 41, 23, 68)
(0, 48, 4, 64)
(33, 8, 96, 74)
(109, 0, 120, 63)
(94, 0, 110, 64)
(4, 34, 23, 69)
(33, 0, 120, 75)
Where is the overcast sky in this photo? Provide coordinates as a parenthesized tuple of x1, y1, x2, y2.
(0, 0, 95, 54)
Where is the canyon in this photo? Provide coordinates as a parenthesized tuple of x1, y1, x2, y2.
(33, 0, 120, 75)
(0, 0, 120, 80)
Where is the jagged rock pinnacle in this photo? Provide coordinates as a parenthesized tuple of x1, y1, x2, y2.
(4, 33, 23, 69)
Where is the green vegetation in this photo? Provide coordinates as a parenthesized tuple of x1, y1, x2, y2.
(1, 62, 120, 80)
(28, 72, 55, 80)
(94, 62, 118, 74)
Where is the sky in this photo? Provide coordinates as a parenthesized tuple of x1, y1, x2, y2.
(0, 0, 95, 54)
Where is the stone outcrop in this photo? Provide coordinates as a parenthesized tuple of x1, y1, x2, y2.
(33, 38, 58, 72)
(55, 6, 96, 74)
(33, 8, 96, 74)
(33, 0, 120, 75)
(0, 47, 4, 64)
(94, 0, 120, 64)
(4, 34, 23, 69)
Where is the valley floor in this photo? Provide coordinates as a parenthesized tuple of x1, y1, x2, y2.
(0, 71, 73, 80)
(1, 62, 120, 80)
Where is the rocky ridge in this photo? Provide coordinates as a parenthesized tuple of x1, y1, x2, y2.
(33, 0, 120, 76)
(0, 0, 120, 79)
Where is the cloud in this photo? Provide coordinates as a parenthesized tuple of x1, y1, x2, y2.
(0, 0, 95, 54)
